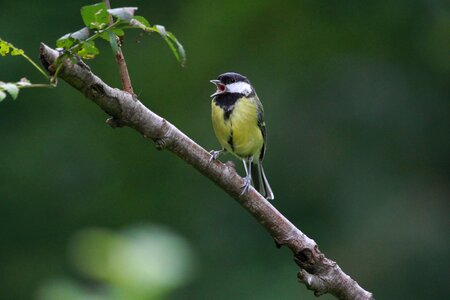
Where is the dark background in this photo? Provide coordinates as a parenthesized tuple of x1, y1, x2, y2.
(1, 1, 449, 299)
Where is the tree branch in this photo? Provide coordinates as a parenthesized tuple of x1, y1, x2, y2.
(39, 43, 374, 300)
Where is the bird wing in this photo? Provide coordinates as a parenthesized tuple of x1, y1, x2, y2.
(255, 95, 267, 161)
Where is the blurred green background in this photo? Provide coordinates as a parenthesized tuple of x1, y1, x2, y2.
(1, 0, 449, 299)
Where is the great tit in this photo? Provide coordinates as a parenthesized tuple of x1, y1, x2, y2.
(210, 72, 274, 200)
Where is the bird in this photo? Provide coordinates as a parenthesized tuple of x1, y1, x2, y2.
(209, 72, 274, 200)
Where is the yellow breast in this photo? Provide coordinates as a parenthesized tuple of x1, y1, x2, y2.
(211, 97, 263, 159)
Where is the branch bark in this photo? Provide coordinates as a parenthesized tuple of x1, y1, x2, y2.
(40, 43, 374, 300)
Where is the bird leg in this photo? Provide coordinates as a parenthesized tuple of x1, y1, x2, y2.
(240, 156, 253, 195)
(209, 149, 224, 162)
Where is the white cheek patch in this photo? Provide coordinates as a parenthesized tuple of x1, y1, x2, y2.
(226, 82, 252, 96)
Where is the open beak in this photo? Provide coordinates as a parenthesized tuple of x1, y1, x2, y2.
(210, 79, 226, 97)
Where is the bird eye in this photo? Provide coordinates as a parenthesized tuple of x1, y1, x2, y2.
(230, 78, 235, 83)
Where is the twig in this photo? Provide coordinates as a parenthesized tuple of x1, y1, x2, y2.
(39, 44, 374, 300)
(20, 51, 50, 80)
(104, 0, 134, 95)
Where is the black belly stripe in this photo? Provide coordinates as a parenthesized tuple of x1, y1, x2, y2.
(228, 128, 234, 151)
(224, 107, 233, 120)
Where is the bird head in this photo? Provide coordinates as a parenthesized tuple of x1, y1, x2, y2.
(210, 72, 253, 98)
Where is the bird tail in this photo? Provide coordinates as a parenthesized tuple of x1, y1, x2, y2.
(245, 160, 274, 200)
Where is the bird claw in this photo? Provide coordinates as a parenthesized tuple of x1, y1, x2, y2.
(240, 176, 252, 196)
(209, 150, 222, 163)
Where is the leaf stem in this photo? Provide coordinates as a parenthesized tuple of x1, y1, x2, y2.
(51, 62, 64, 84)
(18, 83, 54, 89)
(20, 52, 50, 80)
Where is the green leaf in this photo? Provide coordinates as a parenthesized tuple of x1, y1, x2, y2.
(167, 32, 186, 66)
(99, 28, 124, 43)
(155, 25, 186, 66)
(0, 40, 10, 56)
(107, 7, 138, 21)
(56, 34, 74, 49)
(71, 27, 90, 41)
(56, 28, 89, 50)
(2, 83, 19, 99)
(0, 90, 6, 102)
(155, 24, 167, 36)
(0, 39, 49, 80)
(11, 48, 24, 56)
(0, 39, 24, 56)
(80, 2, 109, 29)
(77, 41, 99, 59)
(108, 32, 119, 55)
(132, 16, 150, 28)
(99, 31, 110, 42)
(127, 16, 151, 30)
(99, 28, 124, 56)
(112, 28, 124, 36)
(17, 77, 31, 86)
